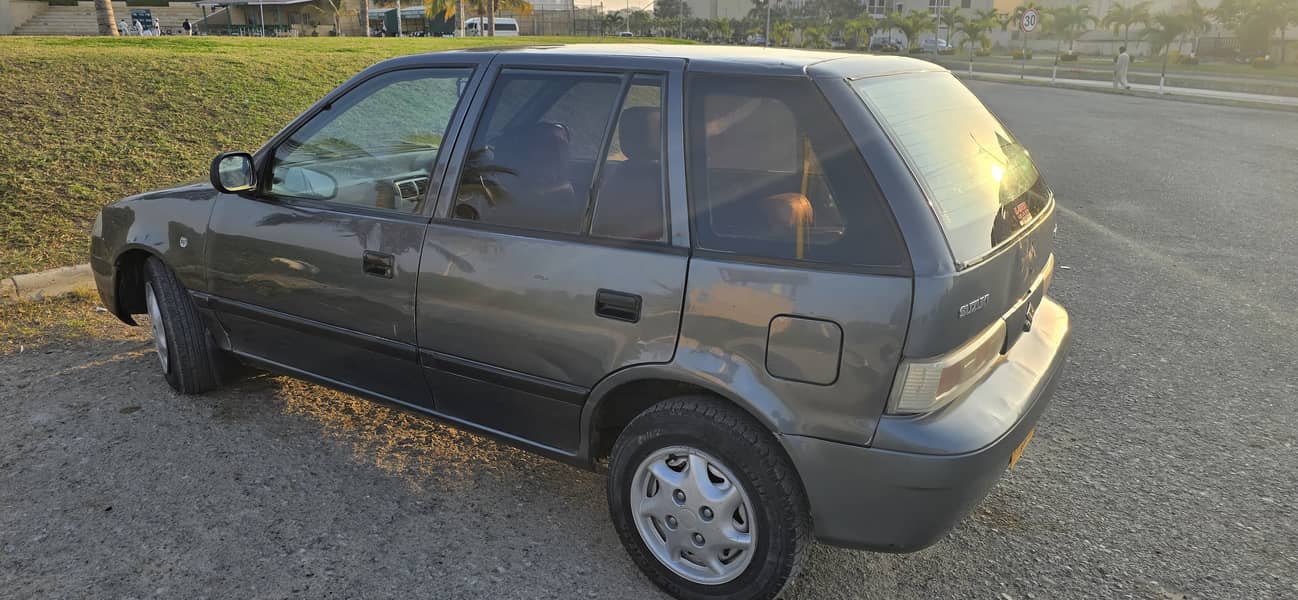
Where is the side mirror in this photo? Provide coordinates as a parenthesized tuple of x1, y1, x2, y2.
(210, 152, 257, 193)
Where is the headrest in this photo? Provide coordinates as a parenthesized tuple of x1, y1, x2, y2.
(618, 107, 660, 161)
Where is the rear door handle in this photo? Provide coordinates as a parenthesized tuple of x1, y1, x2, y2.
(595, 289, 641, 323)
(363, 251, 395, 279)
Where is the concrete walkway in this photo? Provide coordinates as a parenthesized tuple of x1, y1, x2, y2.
(960, 70, 1298, 111)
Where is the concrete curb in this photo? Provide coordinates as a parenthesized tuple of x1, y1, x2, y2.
(954, 72, 1298, 114)
(1, 264, 94, 303)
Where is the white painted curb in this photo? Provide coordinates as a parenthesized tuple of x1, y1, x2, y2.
(1, 263, 94, 303)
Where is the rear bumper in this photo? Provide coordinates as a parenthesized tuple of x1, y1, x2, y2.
(784, 296, 1071, 552)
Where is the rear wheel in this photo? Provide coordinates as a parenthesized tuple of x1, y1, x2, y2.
(608, 396, 811, 600)
(143, 257, 221, 394)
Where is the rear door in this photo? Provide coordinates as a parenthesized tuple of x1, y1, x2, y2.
(204, 61, 486, 403)
(416, 56, 689, 453)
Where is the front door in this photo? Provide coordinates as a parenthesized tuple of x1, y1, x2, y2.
(205, 64, 482, 404)
(417, 58, 690, 453)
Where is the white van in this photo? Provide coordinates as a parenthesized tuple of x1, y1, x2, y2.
(463, 17, 520, 36)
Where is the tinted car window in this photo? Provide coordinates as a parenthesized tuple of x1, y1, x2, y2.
(590, 75, 667, 242)
(453, 69, 622, 234)
(687, 75, 904, 268)
(269, 68, 470, 212)
(852, 72, 1049, 265)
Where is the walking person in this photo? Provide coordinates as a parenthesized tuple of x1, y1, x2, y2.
(1114, 45, 1132, 90)
(182, 18, 192, 35)
(118, 17, 128, 34)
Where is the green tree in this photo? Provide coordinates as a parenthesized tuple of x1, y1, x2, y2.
(1102, 1, 1151, 47)
(312, 0, 352, 35)
(1181, 0, 1213, 54)
(654, 0, 691, 20)
(939, 6, 963, 46)
(1047, 4, 1096, 52)
(896, 9, 936, 50)
(802, 25, 828, 48)
(842, 14, 877, 49)
(956, 14, 992, 70)
(1219, 0, 1298, 62)
(882, 10, 905, 42)
(973, 7, 1000, 25)
(1146, 11, 1189, 90)
(772, 20, 794, 46)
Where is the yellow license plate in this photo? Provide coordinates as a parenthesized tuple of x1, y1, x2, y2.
(1009, 429, 1036, 469)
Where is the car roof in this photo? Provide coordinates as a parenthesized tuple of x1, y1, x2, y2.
(389, 44, 945, 78)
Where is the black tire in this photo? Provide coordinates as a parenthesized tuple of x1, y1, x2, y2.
(144, 257, 221, 394)
(607, 396, 812, 600)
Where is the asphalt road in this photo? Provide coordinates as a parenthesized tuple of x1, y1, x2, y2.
(2, 81, 1296, 599)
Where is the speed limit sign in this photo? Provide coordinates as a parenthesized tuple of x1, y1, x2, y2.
(1020, 8, 1039, 32)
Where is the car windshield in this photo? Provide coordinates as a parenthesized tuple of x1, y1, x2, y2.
(852, 72, 1050, 266)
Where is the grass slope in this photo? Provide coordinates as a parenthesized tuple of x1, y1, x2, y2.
(0, 36, 685, 277)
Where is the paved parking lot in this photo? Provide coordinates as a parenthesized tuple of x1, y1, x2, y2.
(2, 81, 1296, 599)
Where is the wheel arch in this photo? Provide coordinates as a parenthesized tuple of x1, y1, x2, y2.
(109, 245, 167, 326)
(580, 363, 799, 470)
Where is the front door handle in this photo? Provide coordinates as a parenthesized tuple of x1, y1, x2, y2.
(363, 251, 395, 279)
(595, 289, 641, 323)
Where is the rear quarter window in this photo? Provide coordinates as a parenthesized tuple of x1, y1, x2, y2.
(851, 72, 1051, 266)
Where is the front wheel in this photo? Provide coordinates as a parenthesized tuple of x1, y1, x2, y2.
(143, 257, 221, 394)
(607, 396, 812, 600)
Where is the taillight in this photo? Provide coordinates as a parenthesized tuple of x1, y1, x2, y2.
(887, 319, 1007, 415)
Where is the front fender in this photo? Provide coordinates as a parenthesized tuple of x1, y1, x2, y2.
(90, 183, 220, 321)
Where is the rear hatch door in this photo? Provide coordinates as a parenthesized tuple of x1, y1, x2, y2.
(852, 71, 1055, 358)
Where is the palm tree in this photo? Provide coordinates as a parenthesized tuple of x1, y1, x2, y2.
(973, 7, 1000, 25)
(772, 20, 793, 46)
(882, 10, 904, 44)
(1146, 12, 1189, 92)
(842, 14, 876, 49)
(939, 6, 962, 46)
(1102, 1, 1151, 47)
(94, 0, 119, 35)
(956, 16, 991, 73)
(1046, 5, 1096, 81)
(1048, 4, 1096, 53)
(896, 9, 935, 50)
(995, 10, 1015, 31)
(802, 25, 828, 48)
(1180, 0, 1212, 54)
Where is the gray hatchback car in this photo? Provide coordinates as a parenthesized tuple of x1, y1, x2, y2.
(91, 45, 1071, 600)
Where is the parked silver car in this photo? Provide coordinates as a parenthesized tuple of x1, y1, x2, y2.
(91, 45, 1070, 600)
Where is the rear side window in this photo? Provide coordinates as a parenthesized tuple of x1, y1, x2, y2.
(687, 75, 904, 268)
(452, 69, 622, 234)
(852, 72, 1050, 265)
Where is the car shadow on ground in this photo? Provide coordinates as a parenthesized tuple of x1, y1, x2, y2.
(1, 300, 1019, 599)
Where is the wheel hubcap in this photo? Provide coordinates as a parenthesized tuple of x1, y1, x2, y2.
(630, 446, 756, 585)
(145, 283, 169, 374)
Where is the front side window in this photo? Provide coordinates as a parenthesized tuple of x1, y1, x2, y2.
(452, 69, 622, 234)
(687, 75, 904, 268)
(269, 68, 471, 213)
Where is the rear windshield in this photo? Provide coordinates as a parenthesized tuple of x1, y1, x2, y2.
(852, 72, 1050, 265)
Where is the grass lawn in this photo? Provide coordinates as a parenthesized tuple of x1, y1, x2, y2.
(0, 35, 687, 278)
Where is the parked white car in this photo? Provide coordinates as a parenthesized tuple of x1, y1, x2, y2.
(463, 17, 520, 36)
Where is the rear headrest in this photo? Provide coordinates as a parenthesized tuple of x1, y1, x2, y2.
(618, 106, 660, 161)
